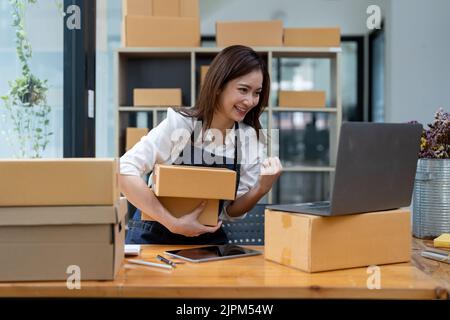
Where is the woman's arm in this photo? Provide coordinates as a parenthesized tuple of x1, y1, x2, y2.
(223, 184, 266, 218)
(225, 157, 282, 218)
(119, 174, 221, 236)
(119, 175, 176, 227)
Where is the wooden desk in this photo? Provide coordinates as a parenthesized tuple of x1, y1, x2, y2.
(0, 239, 448, 299)
(412, 237, 450, 294)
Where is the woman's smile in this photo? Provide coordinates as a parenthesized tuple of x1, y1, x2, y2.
(234, 105, 249, 118)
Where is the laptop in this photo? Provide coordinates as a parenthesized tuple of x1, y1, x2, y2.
(267, 122, 422, 216)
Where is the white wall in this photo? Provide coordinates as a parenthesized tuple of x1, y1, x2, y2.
(384, 0, 450, 124)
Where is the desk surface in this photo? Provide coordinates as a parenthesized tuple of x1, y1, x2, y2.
(0, 238, 448, 299)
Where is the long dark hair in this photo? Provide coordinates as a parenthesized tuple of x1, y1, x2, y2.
(177, 45, 270, 140)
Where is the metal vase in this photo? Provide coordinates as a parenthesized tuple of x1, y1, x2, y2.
(412, 158, 450, 239)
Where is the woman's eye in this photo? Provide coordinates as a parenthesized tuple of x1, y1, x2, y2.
(239, 87, 247, 93)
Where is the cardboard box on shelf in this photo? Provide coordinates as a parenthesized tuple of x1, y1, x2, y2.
(123, 0, 199, 18)
(152, 164, 236, 200)
(278, 90, 326, 108)
(123, 16, 200, 47)
(123, 0, 152, 16)
(216, 20, 283, 47)
(264, 208, 411, 273)
(283, 27, 341, 47)
(126, 127, 149, 151)
(0, 158, 119, 206)
(200, 65, 210, 87)
(153, 0, 179, 17)
(0, 198, 127, 281)
(180, 0, 199, 17)
(142, 193, 220, 226)
(133, 88, 182, 106)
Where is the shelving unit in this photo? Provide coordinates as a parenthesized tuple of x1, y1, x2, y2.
(116, 46, 342, 204)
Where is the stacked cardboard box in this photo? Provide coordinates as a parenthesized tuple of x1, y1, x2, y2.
(122, 0, 200, 47)
(141, 164, 237, 226)
(0, 159, 126, 281)
(283, 27, 341, 47)
(216, 20, 283, 47)
(264, 208, 411, 272)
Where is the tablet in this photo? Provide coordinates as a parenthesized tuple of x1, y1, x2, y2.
(165, 245, 262, 263)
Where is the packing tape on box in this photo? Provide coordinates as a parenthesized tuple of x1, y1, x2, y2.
(282, 214, 292, 229)
(281, 247, 292, 266)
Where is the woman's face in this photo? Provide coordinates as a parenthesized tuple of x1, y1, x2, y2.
(217, 69, 263, 123)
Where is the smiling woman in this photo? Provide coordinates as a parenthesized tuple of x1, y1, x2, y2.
(180, 45, 270, 139)
(216, 70, 263, 128)
(119, 45, 282, 245)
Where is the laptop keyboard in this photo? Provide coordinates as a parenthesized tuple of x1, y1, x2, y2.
(302, 205, 330, 212)
(294, 201, 330, 208)
(293, 201, 330, 214)
(267, 201, 331, 216)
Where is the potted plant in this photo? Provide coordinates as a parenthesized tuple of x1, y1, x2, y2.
(0, 0, 52, 158)
(412, 108, 450, 239)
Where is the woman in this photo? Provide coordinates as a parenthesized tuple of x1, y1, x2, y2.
(120, 45, 282, 244)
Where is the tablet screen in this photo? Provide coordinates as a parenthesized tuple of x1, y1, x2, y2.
(165, 245, 262, 262)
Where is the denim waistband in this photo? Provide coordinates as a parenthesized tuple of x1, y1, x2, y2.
(128, 219, 155, 232)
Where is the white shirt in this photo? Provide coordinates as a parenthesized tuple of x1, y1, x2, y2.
(120, 108, 267, 221)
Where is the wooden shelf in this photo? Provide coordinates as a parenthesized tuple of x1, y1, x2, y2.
(118, 106, 337, 113)
(273, 107, 338, 112)
(118, 46, 341, 54)
(119, 106, 180, 112)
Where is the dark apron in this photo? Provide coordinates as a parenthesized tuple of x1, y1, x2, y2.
(126, 121, 241, 245)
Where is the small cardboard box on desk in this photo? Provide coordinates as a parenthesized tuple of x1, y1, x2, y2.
(141, 164, 237, 226)
(0, 158, 126, 282)
(264, 208, 411, 272)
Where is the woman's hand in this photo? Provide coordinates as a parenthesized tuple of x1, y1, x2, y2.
(256, 156, 283, 195)
(169, 201, 222, 237)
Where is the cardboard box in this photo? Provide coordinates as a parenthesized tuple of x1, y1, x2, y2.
(123, 0, 198, 17)
(133, 88, 182, 106)
(216, 20, 283, 47)
(126, 127, 149, 151)
(264, 208, 411, 272)
(124, 16, 200, 47)
(0, 158, 119, 206)
(180, 0, 199, 17)
(123, 0, 152, 16)
(278, 90, 326, 108)
(142, 193, 220, 226)
(153, 0, 179, 17)
(284, 28, 341, 47)
(152, 164, 236, 200)
(0, 198, 127, 281)
(200, 65, 209, 87)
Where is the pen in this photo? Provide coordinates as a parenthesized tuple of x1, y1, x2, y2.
(127, 259, 173, 270)
(157, 254, 177, 267)
(421, 251, 450, 264)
